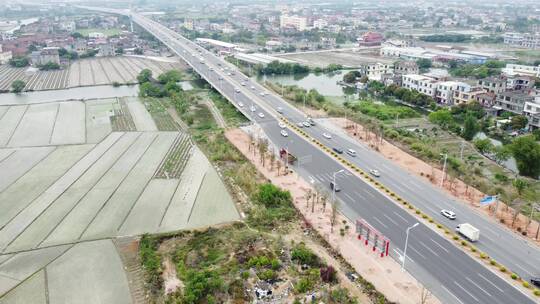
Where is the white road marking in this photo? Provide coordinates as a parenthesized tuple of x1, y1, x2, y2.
(408, 181, 423, 190)
(344, 193, 355, 202)
(371, 216, 388, 229)
(382, 213, 398, 227)
(363, 188, 375, 199)
(380, 163, 393, 171)
(441, 285, 465, 304)
(465, 276, 492, 297)
(477, 273, 504, 293)
(393, 184, 406, 193)
(408, 245, 427, 259)
(513, 263, 534, 277)
(417, 240, 439, 257)
(393, 248, 415, 264)
(454, 281, 479, 302)
(430, 238, 450, 253)
(392, 211, 409, 223)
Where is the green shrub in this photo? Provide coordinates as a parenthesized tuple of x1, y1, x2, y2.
(533, 289, 540, 296)
(291, 243, 319, 266)
(511, 273, 518, 280)
(523, 281, 530, 288)
(490, 259, 497, 266)
(499, 266, 506, 273)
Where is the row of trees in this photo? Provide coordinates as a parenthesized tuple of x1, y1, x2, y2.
(137, 69, 183, 98)
(372, 82, 437, 107)
(254, 60, 310, 75)
(449, 60, 505, 79)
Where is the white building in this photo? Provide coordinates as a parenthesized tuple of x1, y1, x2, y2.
(313, 19, 328, 30)
(435, 81, 463, 104)
(359, 62, 393, 81)
(280, 15, 308, 31)
(402, 74, 439, 97)
(524, 97, 540, 130)
(0, 44, 12, 64)
(503, 32, 540, 49)
(502, 63, 540, 78)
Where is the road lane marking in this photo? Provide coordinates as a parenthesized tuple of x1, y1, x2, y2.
(477, 273, 504, 293)
(372, 216, 388, 229)
(408, 245, 426, 259)
(513, 263, 534, 277)
(393, 184, 406, 193)
(454, 281, 479, 302)
(362, 188, 375, 199)
(392, 211, 409, 223)
(393, 248, 415, 264)
(417, 240, 439, 257)
(380, 163, 393, 171)
(344, 193, 355, 202)
(441, 285, 465, 304)
(382, 213, 398, 227)
(430, 238, 450, 253)
(465, 276, 492, 297)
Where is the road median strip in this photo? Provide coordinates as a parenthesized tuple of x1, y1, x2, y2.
(279, 116, 540, 298)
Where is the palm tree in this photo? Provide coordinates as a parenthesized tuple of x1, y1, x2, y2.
(305, 189, 313, 209)
(276, 160, 282, 176)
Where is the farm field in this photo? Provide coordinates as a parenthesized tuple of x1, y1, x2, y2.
(0, 56, 183, 92)
(0, 96, 239, 302)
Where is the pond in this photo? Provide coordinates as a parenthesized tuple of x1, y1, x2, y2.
(0, 84, 140, 105)
(255, 71, 355, 98)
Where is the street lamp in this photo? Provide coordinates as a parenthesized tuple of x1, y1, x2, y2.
(401, 222, 419, 271)
(439, 153, 448, 187)
(331, 169, 345, 204)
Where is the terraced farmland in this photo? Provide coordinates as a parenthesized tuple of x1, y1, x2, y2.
(0, 56, 182, 92)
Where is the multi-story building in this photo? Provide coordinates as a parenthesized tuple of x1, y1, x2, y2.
(394, 61, 418, 75)
(183, 19, 194, 30)
(279, 15, 308, 31)
(503, 32, 540, 49)
(523, 97, 540, 130)
(98, 43, 115, 57)
(30, 47, 60, 66)
(477, 76, 507, 94)
(502, 63, 540, 78)
(495, 90, 535, 114)
(359, 62, 393, 81)
(0, 44, 12, 64)
(506, 75, 535, 91)
(453, 84, 485, 105)
(436, 81, 463, 104)
(402, 74, 439, 97)
(313, 19, 328, 29)
(475, 92, 497, 108)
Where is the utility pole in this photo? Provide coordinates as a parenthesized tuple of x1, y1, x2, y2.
(331, 169, 345, 206)
(440, 153, 448, 188)
(402, 223, 419, 271)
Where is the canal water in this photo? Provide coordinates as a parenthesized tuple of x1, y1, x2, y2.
(474, 132, 518, 173)
(256, 71, 352, 97)
(0, 84, 139, 105)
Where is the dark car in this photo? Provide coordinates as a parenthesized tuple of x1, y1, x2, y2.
(333, 147, 344, 154)
(532, 277, 540, 287)
(330, 181, 341, 192)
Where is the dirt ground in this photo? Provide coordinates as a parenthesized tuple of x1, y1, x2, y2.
(330, 118, 540, 245)
(225, 127, 440, 304)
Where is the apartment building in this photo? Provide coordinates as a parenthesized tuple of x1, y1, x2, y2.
(477, 76, 507, 94)
(394, 61, 419, 75)
(495, 90, 535, 114)
(453, 84, 485, 105)
(279, 15, 308, 31)
(359, 62, 393, 81)
(507, 75, 535, 91)
(0, 44, 12, 64)
(436, 81, 463, 104)
(30, 47, 60, 66)
(502, 64, 540, 78)
(503, 32, 540, 49)
(523, 96, 540, 130)
(402, 74, 439, 97)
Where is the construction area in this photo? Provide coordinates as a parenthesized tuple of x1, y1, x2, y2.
(275, 48, 393, 68)
(0, 56, 184, 92)
(0, 96, 239, 303)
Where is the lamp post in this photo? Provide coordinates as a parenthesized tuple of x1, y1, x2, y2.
(331, 169, 345, 204)
(401, 222, 419, 271)
(440, 153, 448, 187)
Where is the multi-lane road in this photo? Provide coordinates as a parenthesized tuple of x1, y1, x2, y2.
(81, 6, 540, 304)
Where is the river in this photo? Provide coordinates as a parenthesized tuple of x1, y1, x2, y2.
(0, 84, 139, 106)
(256, 71, 354, 98)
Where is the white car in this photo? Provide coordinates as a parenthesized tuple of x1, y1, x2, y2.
(241, 82, 246, 86)
(280, 130, 289, 137)
(297, 122, 304, 128)
(259, 92, 265, 96)
(279, 122, 286, 129)
(258, 112, 265, 118)
(347, 149, 357, 157)
(441, 209, 457, 220)
(250, 105, 256, 112)
(238, 102, 244, 107)
(251, 85, 255, 90)
(302, 121, 311, 128)
(369, 169, 380, 177)
(235, 88, 240, 93)
(227, 72, 232, 76)
(276, 107, 283, 113)
(323, 132, 332, 139)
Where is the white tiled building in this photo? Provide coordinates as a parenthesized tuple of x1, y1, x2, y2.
(279, 15, 308, 31)
(435, 81, 464, 104)
(402, 74, 439, 97)
(359, 62, 393, 81)
(502, 64, 540, 78)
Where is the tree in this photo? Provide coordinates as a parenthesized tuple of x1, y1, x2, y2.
(71, 32, 84, 39)
(462, 114, 479, 140)
(510, 115, 528, 130)
(416, 58, 432, 71)
(512, 178, 529, 198)
(510, 135, 540, 178)
(134, 47, 144, 55)
(473, 138, 494, 154)
(428, 109, 454, 129)
(493, 145, 511, 165)
(11, 80, 26, 93)
(158, 70, 182, 84)
(343, 70, 361, 84)
(8, 57, 29, 68)
(253, 183, 292, 208)
(137, 69, 153, 84)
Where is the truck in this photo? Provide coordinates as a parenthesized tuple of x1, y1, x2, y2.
(456, 223, 480, 242)
(279, 148, 296, 165)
